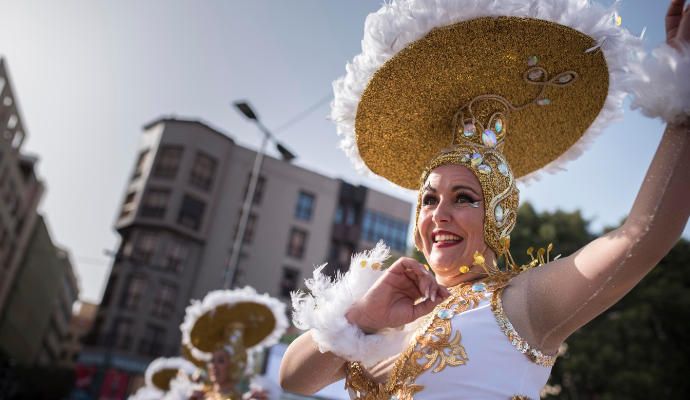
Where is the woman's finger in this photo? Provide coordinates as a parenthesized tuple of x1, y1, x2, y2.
(666, 0, 686, 42)
(412, 294, 444, 319)
(678, 2, 690, 43)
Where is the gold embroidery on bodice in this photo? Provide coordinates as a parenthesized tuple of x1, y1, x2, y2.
(345, 278, 509, 399)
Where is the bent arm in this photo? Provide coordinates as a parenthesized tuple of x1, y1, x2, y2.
(279, 331, 346, 395)
(519, 122, 690, 352)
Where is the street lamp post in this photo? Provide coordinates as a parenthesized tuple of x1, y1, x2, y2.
(223, 101, 296, 289)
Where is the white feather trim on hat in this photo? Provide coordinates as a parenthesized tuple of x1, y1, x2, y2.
(144, 357, 197, 389)
(128, 386, 163, 400)
(162, 372, 205, 400)
(180, 286, 289, 362)
(629, 42, 690, 124)
(330, 0, 643, 185)
(291, 241, 417, 368)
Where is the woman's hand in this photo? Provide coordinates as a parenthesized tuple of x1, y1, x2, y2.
(666, 0, 690, 49)
(345, 257, 449, 332)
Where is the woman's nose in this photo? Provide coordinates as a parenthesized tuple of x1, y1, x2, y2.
(432, 201, 451, 223)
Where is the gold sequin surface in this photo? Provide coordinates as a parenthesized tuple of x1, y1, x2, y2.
(355, 16, 609, 189)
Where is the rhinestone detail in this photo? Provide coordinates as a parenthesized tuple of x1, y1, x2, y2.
(463, 122, 476, 137)
(437, 308, 454, 320)
(491, 287, 557, 367)
(498, 162, 509, 176)
(481, 129, 497, 147)
(471, 282, 486, 292)
(470, 153, 483, 166)
(495, 205, 505, 222)
(528, 69, 543, 80)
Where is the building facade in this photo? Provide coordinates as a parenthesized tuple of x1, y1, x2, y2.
(81, 118, 412, 395)
(0, 58, 44, 318)
(0, 58, 81, 369)
(0, 215, 80, 366)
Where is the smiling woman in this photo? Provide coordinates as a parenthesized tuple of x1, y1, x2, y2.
(281, 0, 690, 398)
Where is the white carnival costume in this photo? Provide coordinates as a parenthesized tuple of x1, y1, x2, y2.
(291, 0, 690, 399)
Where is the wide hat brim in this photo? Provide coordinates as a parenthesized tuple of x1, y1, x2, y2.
(189, 301, 277, 354)
(356, 16, 608, 189)
(144, 357, 197, 392)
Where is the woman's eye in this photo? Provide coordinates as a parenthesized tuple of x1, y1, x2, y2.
(456, 194, 476, 204)
(422, 195, 437, 206)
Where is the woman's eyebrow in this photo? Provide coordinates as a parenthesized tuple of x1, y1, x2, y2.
(423, 183, 436, 192)
(451, 185, 480, 196)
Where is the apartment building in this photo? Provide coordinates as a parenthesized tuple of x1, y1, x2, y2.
(80, 118, 412, 395)
(0, 58, 44, 317)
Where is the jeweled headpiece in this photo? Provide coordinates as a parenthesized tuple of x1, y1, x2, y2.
(331, 0, 641, 256)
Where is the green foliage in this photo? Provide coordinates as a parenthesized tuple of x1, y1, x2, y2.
(509, 203, 595, 265)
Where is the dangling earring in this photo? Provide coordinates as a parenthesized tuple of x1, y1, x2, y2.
(458, 265, 470, 274)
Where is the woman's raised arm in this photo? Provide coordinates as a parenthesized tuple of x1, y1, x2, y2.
(512, 0, 690, 353)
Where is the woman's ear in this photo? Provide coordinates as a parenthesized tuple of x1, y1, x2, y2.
(413, 226, 423, 254)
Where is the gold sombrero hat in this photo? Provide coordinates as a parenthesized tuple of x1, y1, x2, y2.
(180, 286, 288, 362)
(143, 357, 197, 393)
(331, 0, 642, 189)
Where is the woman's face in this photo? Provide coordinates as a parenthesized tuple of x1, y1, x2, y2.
(415, 164, 490, 285)
(208, 349, 230, 385)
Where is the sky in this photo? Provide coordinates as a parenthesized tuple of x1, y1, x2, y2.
(0, 0, 687, 304)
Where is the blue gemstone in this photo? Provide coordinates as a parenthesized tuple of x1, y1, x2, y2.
(472, 282, 487, 292)
(437, 308, 454, 320)
(495, 119, 503, 133)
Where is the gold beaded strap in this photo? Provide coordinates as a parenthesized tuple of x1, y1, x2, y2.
(490, 287, 557, 367)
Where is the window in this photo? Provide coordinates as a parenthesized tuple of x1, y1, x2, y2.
(140, 188, 170, 218)
(243, 174, 266, 205)
(111, 318, 133, 351)
(120, 190, 137, 219)
(120, 274, 146, 310)
(189, 151, 217, 191)
(133, 232, 157, 263)
(334, 205, 344, 224)
(295, 191, 315, 221)
(234, 213, 258, 244)
(165, 240, 188, 273)
(345, 205, 357, 226)
(280, 267, 300, 298)
(153, 145, 183, 178)
(133, 149, 150, 179)
(362, 210, 409, 252)
(138, 324, 165, 356)
(152, 282, 177, 317)
(287, 228, 308, 259)
(177, 194, 206, 231)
